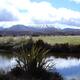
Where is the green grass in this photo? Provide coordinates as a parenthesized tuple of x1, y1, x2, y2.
(0, 36, 30, 44)
(33, 36, 80, 45)
(1, 36, 80, 45)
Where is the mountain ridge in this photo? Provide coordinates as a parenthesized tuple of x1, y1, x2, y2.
(0, 24, 80, 36)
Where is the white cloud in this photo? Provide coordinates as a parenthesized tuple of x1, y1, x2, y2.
(0, 9, 18, 21)
(27, 5, 80, 27)
(70, 0, 80, 4)
(0, 0, 80, 28)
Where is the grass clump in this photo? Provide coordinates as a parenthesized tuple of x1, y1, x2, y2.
(11, 44, 63, 80)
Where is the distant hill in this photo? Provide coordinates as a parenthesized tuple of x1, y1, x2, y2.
(0, 27, 5, 31)
(62, 28, 80, 35)
(63, 28, 80, 32)
(0, 24, 80, 36)
(5, 25, 33, 31)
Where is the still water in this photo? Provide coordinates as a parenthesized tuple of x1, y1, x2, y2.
(0, 54, 80, 80)
(0, 55, 16, 72)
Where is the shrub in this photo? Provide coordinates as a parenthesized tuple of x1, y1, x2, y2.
(15, 45, 49, 72)
(13, 44, 63, 80)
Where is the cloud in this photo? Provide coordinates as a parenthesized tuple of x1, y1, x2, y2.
(0, 0, 20, 21)
(0, 9, 18, 21)
(27, 4, 80, 27)
(55, 8, 80, 27)
(14, 0, 80, 27)
(70, 0, 80, 4)
(0, 0, 80, 28)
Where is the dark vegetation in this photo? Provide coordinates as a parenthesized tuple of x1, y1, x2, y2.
(0, 38, 80, 57)
(0, 38, 80, 80)
(0, 66, 63, 80)
(0, 42, 63, 80)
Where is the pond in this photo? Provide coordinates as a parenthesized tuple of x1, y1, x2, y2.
(48, 57, 80, 80)
(0, 54, 80, 80)
(0, 55, 16, 72)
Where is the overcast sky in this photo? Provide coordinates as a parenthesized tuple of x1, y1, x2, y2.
(0, 0, 80, 28)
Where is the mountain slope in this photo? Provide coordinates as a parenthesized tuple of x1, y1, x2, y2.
(6, 25, 32, 31)
(0, 24, 80, 35)
(0, 27, 4, 31)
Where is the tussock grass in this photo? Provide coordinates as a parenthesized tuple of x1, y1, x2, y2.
(12, 44, 63, 80)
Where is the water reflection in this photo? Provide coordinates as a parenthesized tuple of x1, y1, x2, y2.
(0, 56, 16, 71)
(54, 57, 80, 69)
(46, 57, 80, 80)
(0, 55, 80, 80)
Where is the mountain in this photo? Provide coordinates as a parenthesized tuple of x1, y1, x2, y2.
(62, 28, 80, 35)
(5, 24, 60, 33)
(6, 25, 33, 31)
(0, 24, 80, 36)
(0, 27, 4, 31)
(5, 24, 44, 32)
(63, 28, 80, 32)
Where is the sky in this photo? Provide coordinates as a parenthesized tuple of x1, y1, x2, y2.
(0, 0, 80, 28)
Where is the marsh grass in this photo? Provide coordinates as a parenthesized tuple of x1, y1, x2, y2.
(1, 36, 80, 45)
(0, 36, 30, 44)
(12, 44, 63, 80)
(15, 44, 49, 72)
(33, 36, 80, 45)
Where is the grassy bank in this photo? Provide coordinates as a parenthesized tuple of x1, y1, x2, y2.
(0, 36, 80, 58)
(1, 36, 80, 45)
(33, 36, 80, 45)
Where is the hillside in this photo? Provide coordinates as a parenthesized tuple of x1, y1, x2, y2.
(0, 24, 80, 36)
